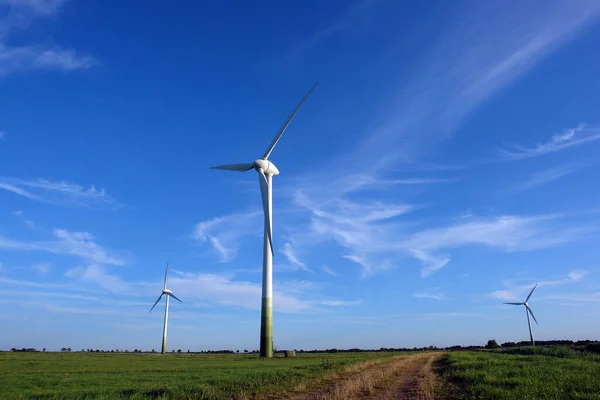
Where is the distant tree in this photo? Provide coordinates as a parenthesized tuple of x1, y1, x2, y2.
(61, 348, 66, 352)
(177, 349, 182, 353)
(236, 350, 240, 353)
(67, 348, 72, 352)
(43, 348, 46, 352)
(485, 340, 500, 349)
(172, 350, 175, 353)
(152, 349, 155, 353)
(10, 348, 16, 352)
(187, 350, 190, 353)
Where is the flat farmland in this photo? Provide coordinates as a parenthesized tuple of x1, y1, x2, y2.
(0, 351, 401, 399)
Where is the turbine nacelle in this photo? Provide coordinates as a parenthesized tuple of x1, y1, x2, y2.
(254, 159, 279, 176)
(162, 289, 174, 296)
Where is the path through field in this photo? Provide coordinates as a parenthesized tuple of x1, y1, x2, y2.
(286, 352, 443, 400)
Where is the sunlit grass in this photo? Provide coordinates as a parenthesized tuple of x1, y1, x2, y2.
(437, 347, 600, 399)
(0, 351, 398, 399)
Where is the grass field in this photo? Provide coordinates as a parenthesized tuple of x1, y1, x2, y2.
(437, 347, 600, 399)
(0, 351, 399, 399)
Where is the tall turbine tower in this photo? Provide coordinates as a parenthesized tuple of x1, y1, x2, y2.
(504, 284, 539, 346)
(150, 263, 182, 354)
(210, 82, 318, 358)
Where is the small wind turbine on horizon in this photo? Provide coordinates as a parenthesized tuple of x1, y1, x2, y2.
(504, 283, 539, 346)
(210, 82, 318, 358)
(150, 263, 182, 354)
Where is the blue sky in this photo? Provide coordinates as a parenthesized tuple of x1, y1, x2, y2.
(1, 0, 600, 352)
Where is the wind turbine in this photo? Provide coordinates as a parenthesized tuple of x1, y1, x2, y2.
(504, 284, 539, 346)
(210, 82, 318, 358)
(150, 262, 182, 354)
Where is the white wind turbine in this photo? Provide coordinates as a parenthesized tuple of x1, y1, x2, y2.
(210, 82, 318, 358)
(150, 262, 182, 354)
(504, 283, 539, 346)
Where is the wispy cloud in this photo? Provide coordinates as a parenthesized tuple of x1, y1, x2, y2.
(0, 178, 118, 208)
(344, 2, 600, 172)
(490, 270, 589, 301)
(321, 300, 361, 306)
(546, 292, 600, 303)
(0, 0, 95, 77)
(413, 288, 448, 300)
(404, 215, 591, 277)
(0, 0, 67, 16)
(281, 242, 311, 272)
(11, 209, 37, 229)
(0, 229, 126, 266)
(192, 211, 261, 262)
(288, 0, 380, 62)
(512, 162, 590, 192)
(499, 124, 600, 160)
(292, 199, 594, 278)
(32, 263, 50, 275)
(321, 266, 341, 277)
(294, 192, 416, 276)
(277, 2, 600, 281)
(168, 271, 357, 313)
(65, 264, 135, 294)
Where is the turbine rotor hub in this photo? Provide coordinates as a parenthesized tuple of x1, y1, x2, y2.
(254, 158, 280, 176)
(163, 289, 173, 295)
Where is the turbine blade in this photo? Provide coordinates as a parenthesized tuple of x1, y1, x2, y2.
(262, 82, 319, 160)
(149, 293, 164, 313)
(210, 163, 254, 172)
(257, 170, 274, 256)
(163, 262, 169, 291)
(525, 283, 538, 302)
(527, 306, 539, 325)
(504, 302, 523, 305)
(169, 293, 182, 303)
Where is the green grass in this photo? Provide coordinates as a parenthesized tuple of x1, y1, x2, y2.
(0, 351, 398, 399)
(437, 347, 600, 399)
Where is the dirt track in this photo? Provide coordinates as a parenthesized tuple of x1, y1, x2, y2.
(286, 352, 443, 400)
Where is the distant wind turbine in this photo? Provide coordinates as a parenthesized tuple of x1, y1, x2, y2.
(504, 283, 539, 346)
(150, 262, 182, 354)
(210, 82, 318, 358)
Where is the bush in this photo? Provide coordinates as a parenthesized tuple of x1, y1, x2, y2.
(485, 340, 500, 349)
(585, 343, 600, 354)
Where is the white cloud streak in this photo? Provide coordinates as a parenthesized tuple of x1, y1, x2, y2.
(0, 229, 126, 266)
(293, 194, 594, 277)
(192, 211, 261, 262)
(281, 242, 311, 272)
(500, 125, 600, 160)
(0, 0, 95, 77)
(490, 270, 589, 301)
(277, 2, 600, 280)
(346, 2, 600, 171)
(0, 178, 117, 208)
(413, 288, 448, 300)
(321, 265, 341, 277)
(405, 215, 591, 277)
(512, 162, 589, 192)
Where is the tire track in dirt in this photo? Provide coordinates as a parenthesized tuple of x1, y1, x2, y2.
(285, 352, 443, 400)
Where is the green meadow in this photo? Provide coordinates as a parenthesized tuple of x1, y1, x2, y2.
(0, 351, 397, 399)
(437, 347, 600, 399)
